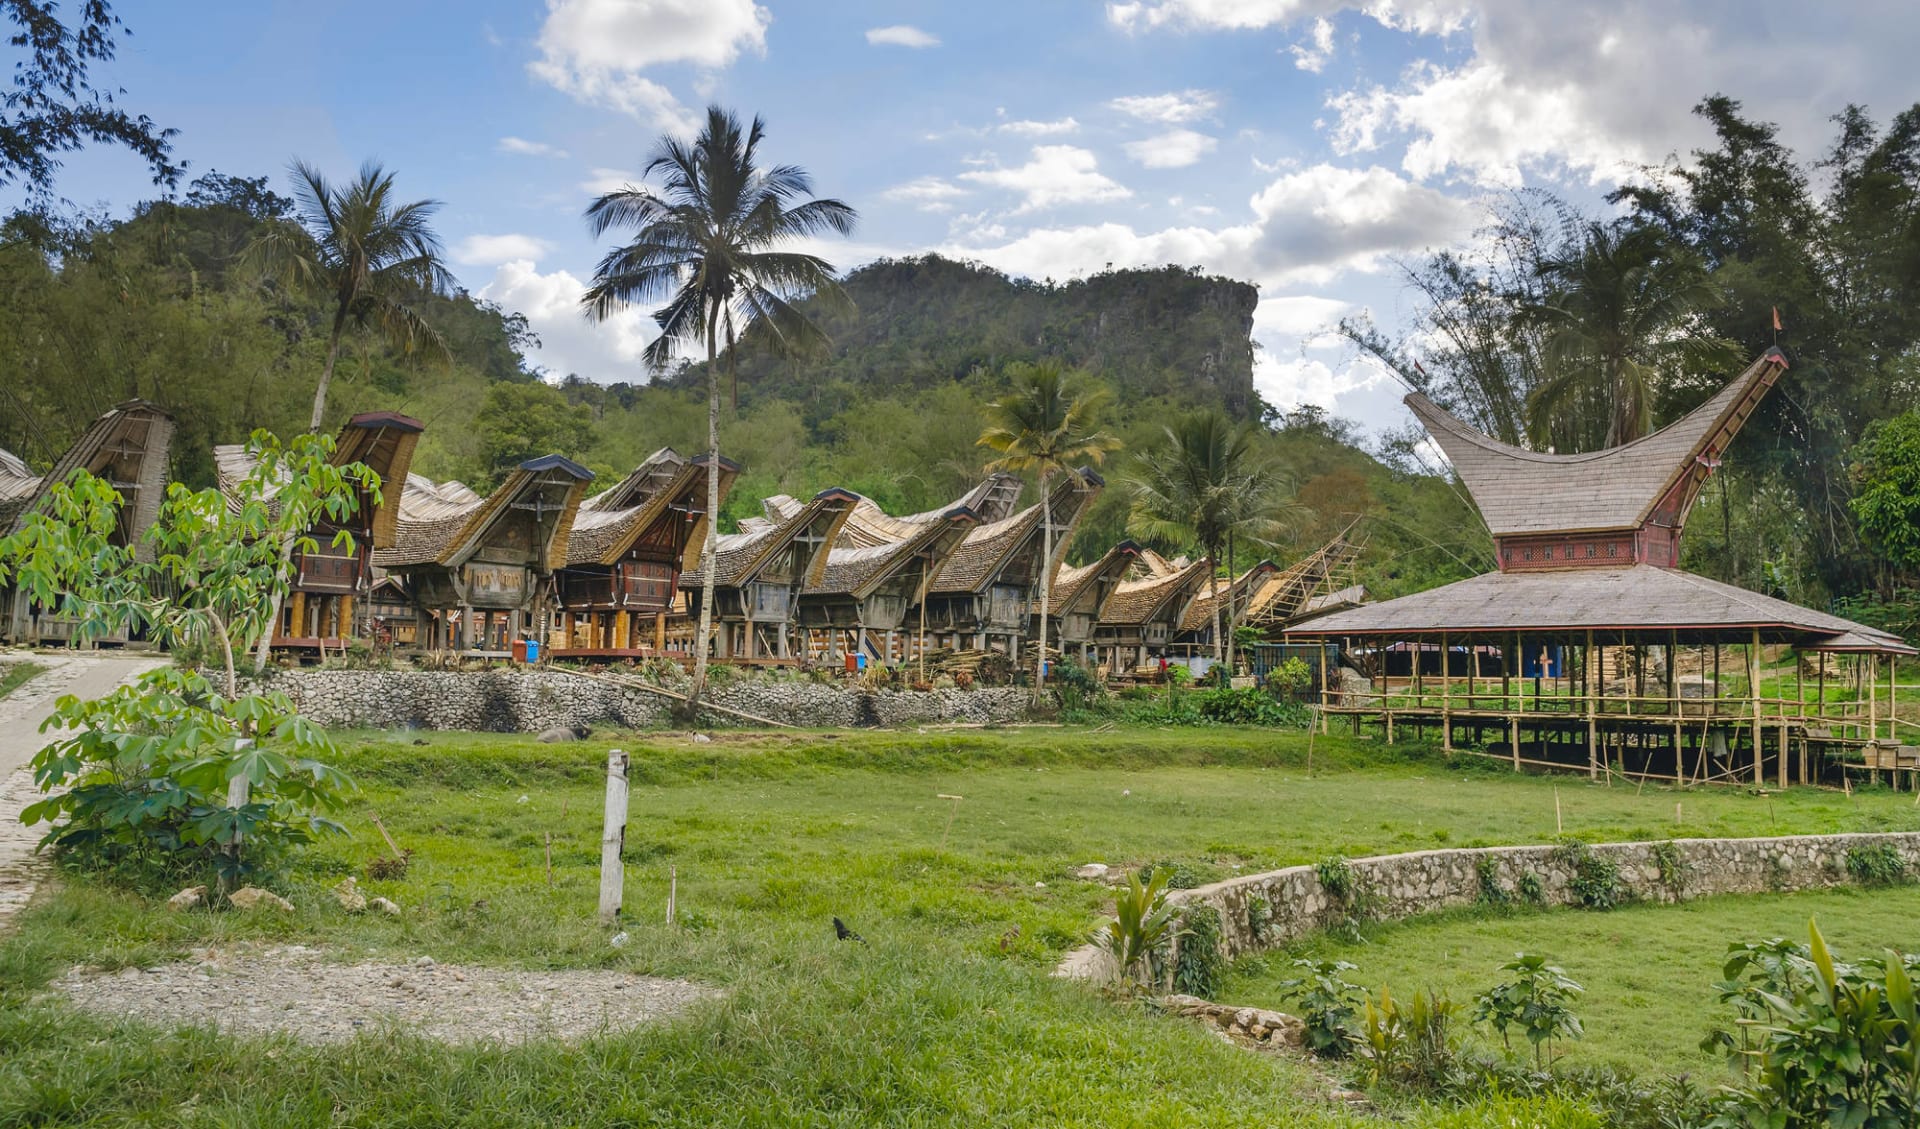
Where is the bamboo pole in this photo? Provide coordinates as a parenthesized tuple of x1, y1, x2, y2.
(1585, 630, 1597, 780)
(1441, 631, 1452, 753)
(599, 749, 629, 924)
(1749, 629, 1763, 786)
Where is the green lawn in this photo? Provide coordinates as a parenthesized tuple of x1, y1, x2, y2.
(0, 659, 43, 701)
(4, 726, 1920, 1126)
(1221, 885, 1920, 1078)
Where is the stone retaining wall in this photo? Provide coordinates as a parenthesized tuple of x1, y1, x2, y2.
(1058, 832, 1920, 980)
(259, 668, 1038, 732)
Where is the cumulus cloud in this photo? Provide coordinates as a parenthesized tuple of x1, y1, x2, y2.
(1109, 89, 1220, 124)
(1122, 128, 1218, 168)
(1289, 16, 1336, 71)
(999, 116, 1080, 136)
(477, 259, 655, 382)
(958, 146, 1132, 213)
(1107, 0, 1467, 35)
(528, 0, 769, 133)
(883, 176, 970, 211)
(453, 233, 555, 266)
(497, 136, 569, 158)
(1255, 294, 1352, 336)
(865, 24, 939, 47)
(580, 167, 640, 196)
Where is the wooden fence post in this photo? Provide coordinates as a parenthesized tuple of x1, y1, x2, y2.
(599, 749, 629, 924)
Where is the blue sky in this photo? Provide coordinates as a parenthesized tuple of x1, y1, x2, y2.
(28, 0, 1913, 434)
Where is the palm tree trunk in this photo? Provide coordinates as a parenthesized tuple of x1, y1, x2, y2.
(1034, 472, 1051, 705)
(309, 313, 346, 433)
(1224, 530, 1237, 675)
(686, 301, 721, 715)
(1209, 551, 1224, 666)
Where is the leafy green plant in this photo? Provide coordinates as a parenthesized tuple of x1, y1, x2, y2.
(21, 667, 353, 886)
(1475, 854, 1511, 906)
(1846, 841, 1908, 886)
(1472, 953, 1585, 1068)
(1358, 985, 1459, 1090)
(1701, 935, 1817, 1072)
(1517, 869, 1546, 905)
(1278, 957, 1364, 1057)
(1141, 858, 1217, 891)
(1718, 920, 1920, 1125)
(1169, 903, 1225, 998)
(1554, 839, 1624, 910)
(1246, 894, 1273, 943)
(1316, 854, 1356, 899)
(1093, 868, 1180, 989)
(1049, 656, 1105, 713)
(1649, 840, 1687, 896)
(1268, 656, 1313, 699)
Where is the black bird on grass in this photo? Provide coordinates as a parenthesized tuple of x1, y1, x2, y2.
(833, 916, 866, 944)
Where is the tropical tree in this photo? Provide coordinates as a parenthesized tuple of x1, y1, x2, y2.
(241, 159, 453, 432)
(978, 360, 1121, 699)
(582, 105, 856, 708)
(1524, 222, 1738, 451)
(2, 1, 178, 194)
(1128, 410, 1294, 669)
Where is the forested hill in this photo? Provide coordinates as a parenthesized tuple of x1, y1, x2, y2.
(672, 255, 1261, 419)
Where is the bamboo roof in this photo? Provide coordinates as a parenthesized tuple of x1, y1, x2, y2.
(695, 488, 857, 590)
(1409, 350, 1786, 537)
(933, 468, 1102, 594)
(374, 455, 592, 571)
(809, 507, 978, 598)
(1050, 540, 1144, 616)
(564, 450, 738, 568)
(1285, 563, 1915, 654)
(0, 446, 35, 529)
(1179, 560, 1280, 634)
(215, 412, 423, 549)
(1101, 555, 1211, 627)
(5, 401, 173, 559)
(836, 472, 1024, 549)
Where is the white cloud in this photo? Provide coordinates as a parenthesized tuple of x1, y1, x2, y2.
(453, 233, 555, 266)
(958, 146, 1132, 213)
(497, 136, 570, 159)
(1107, 0, 1468, 35)
(528, 0, 769, 133)
(1255, 294, 1352, 336)
(865, 24, 939, 48)
(580, 167, 640, 196)
(882, 176, 969, 211)
(999, 116, 1080, 136)
(1122, 128, 1218, 168)
(477, 259, 655, 382)
(1109, 89, 1220, 124)
(1289, 16, 1336, 71)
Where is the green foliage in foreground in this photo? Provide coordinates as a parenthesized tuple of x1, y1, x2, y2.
(7, 727, 1920, 1125)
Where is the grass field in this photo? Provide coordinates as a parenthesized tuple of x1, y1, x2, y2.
(1221, 884, 1920, 1078)
(4, 725, 1920, 1126)
(0, 659, 43, 701)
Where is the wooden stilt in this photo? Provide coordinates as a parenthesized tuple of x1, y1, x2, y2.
(1749, 629, 1763, 786)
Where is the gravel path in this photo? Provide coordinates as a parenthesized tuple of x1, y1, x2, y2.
(0, 652, 169, 932)
(50, 944, 720, 1044)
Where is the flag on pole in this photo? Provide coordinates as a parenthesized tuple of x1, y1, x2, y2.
(1771, 306, 1783, 332)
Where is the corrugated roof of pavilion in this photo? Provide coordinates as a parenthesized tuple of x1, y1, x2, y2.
(215, 411, 424, 549)
(1100, 555, 1212, 627)
(1283, 563, 1915, 654)
(564, 450, 739, 569)
(692, 488, 858, 591)
(5, 401, 174, 557)
(1408, 349, 1787, 538)
(931, 468, 1102, 595)
(374, 455, 592, 571)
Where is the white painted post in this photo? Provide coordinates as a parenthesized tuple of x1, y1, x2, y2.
(599, 749, 629, 924)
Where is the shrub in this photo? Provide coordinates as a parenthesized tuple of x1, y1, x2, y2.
(1358, 985, 1460, 1090)
(1246, 895, 1273, 943)
(21, 667, 353, 887)
(1092, 868, 1179, 989)
(1141, 858, 1216, 890)
(1268, 656, 1313, 699)
(1169, 904, 1225, 998)
(1701, 936, 1817, 1069)
(1475, 855, 1510, 906)
(1049, 656, 1104, 713)
(1649, 841, 1687, 896)
(1278, 957, 1364, 1057)
(1517, 869, 1546, 905)
(1553, 839, 1624, 910)
(1472, 953, 1585, 1068)
(1845, 841, 1908, 886)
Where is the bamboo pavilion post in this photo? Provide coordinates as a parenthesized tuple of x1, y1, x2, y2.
(1585, 629, 1598, 780)
(1749, 629, 1763, 786)
(1870, 652, 1879, 745)
(1669, 630, 1682, 783)
(1441, 631, 1452, 753)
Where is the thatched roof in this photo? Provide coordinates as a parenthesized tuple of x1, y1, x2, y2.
(833, 472, 1023, 549)
(1101, 555, 1211, 627)
(1050, 540, 1144, 616)
(1285, 563, 1915, 654)
(215, 412, 423, 549)
(564, 450, 738, 569)
(4, 401, 173, 558)
(1409, 350, 1786, 538)
(694, 488, 857, 590)
(809, 507, 978, 597)
(375, 455, 592, 571)
(1179, 560, 1280, 634)
(933, 468, 1102, 594)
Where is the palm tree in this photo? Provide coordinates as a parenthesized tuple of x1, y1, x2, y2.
(583, 106, 856, 708)
(242, 160, 453, 432)
(1127, 410, 1294, 671)
(978, 360, 1121, 700)
(1526, 222, 1738, 451)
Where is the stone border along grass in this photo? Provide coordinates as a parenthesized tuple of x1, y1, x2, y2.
(255, 667, 1040, 731)
(1056, 831, 1920, 981)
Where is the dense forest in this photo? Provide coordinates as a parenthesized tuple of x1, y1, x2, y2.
(2, 97, 1917, 632)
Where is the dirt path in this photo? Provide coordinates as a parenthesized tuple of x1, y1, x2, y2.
(0, 652, 169, 932)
